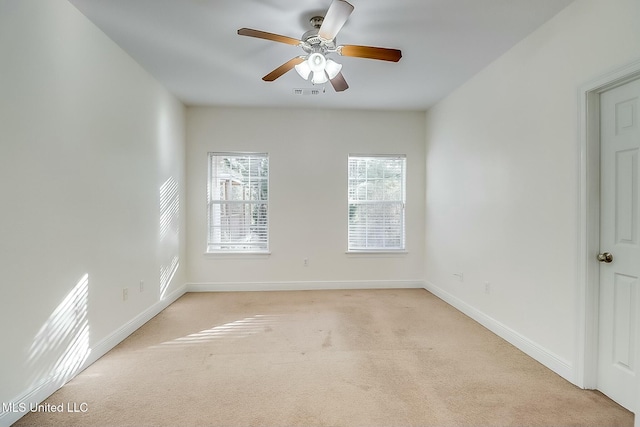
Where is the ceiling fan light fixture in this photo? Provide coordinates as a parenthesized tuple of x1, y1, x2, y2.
(238, 0, 401, 92)
(325, 59, 342, 80)
(307, 52, 327, 73)
(311, 71, 329, 84)
(294, 60, 312, 80)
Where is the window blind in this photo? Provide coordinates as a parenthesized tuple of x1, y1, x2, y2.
(207, 153, 269, 252)
(348, 155, 406, 251)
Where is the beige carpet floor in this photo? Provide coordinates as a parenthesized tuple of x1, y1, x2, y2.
(13, 289, 633, 426)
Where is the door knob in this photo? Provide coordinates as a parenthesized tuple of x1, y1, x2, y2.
(597, 252, 613, 263)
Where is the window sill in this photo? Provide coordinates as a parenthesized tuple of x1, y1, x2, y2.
(346, 250, 408, 256)
(204, 251, 271, 258)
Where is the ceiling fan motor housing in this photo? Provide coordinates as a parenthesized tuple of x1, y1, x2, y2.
(310, 16, 324, 29)
(301, 16, 337, 53)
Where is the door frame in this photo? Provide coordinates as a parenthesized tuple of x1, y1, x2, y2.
(577, 58, 640, 398)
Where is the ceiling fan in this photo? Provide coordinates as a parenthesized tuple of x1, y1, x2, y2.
(237, 0, 402, 92)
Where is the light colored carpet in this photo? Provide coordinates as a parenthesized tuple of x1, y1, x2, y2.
(13, 289, 633, 426)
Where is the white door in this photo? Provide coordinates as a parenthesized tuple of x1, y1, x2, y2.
(598, 77, 640, 411)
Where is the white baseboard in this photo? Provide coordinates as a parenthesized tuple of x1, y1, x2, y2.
(1, 284, 187, 427)
(187, 279, 425, 292)
(86, 284, 187, 365)
(423, 280, 575, 384)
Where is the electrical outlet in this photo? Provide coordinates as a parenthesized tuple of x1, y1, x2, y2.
(139, 280, 144, 292)
(303, 258, 309, 267)
(123, 287, 129, 301)
(484, 282, 491, 294)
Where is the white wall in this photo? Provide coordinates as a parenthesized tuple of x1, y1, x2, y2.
(187, 107, 425, 288)
(424, 0, 640, 383)
(0, 1, 186, 423)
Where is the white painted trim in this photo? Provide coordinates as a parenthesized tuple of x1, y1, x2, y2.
(88, 284, 187, 363)
(187, 280, 424, 292)
(0, 284, 187, 427)
(345, 251, 409, 256)
(576, 58, 640, 392)
(424, 280, 574, 383)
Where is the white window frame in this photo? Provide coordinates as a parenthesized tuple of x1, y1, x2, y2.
(207, 152, 269, 253)
(347, 154, 406, 252)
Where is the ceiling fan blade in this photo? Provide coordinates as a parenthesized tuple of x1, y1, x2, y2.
(237, 28, 301, 46)
(318, 0, 354, 41)
(330, 72, 349, 92)
(339, 45, 402, 62)
(262, 57, 305, 82)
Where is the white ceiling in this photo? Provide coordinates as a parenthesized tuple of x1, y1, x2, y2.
(69, 0, 573, 111)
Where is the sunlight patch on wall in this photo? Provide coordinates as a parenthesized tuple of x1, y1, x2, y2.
(160, 255, 179, 300)
(27, 274, 90, 390)
(148, 314, 281, 350)
(159, 176, 179, 241)
(159, 176, 180, 299)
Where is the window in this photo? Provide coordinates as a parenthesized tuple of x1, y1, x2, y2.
(207, 153, 269, 252)
(348, 155, 406, 251)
